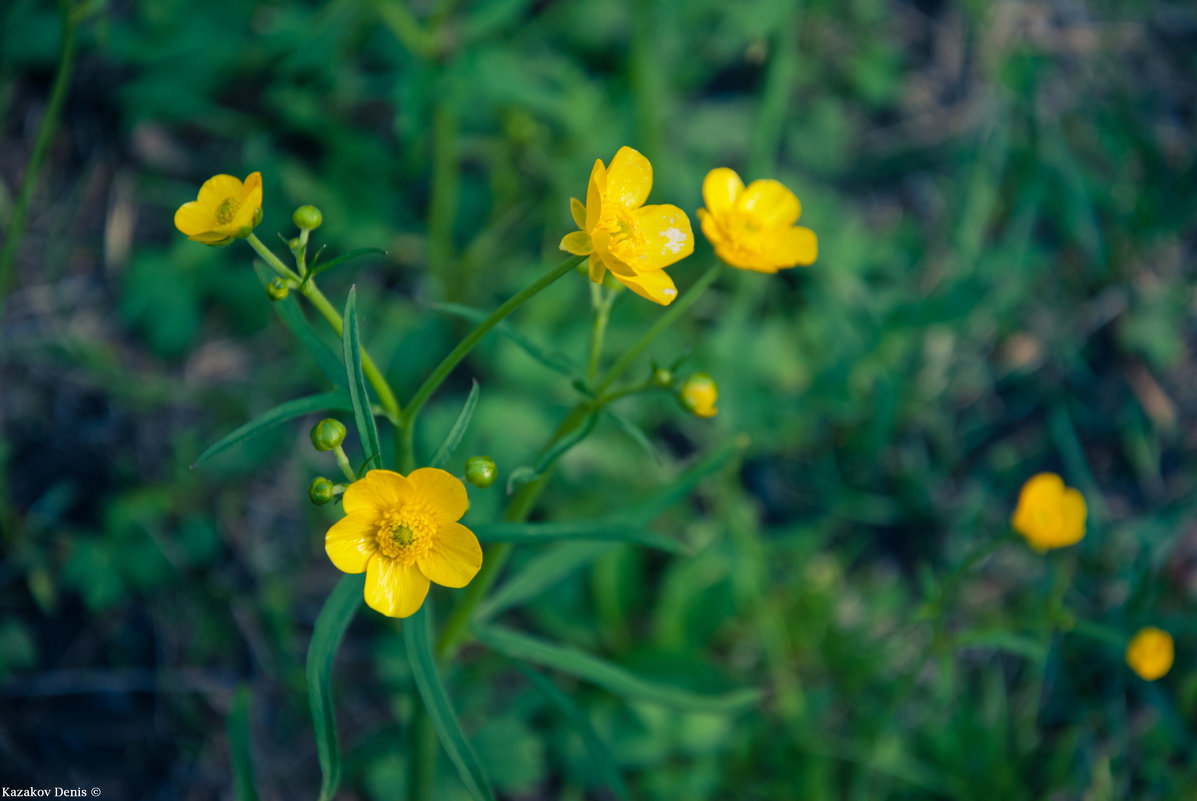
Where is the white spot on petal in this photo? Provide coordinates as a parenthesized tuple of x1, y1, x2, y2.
(663, 288, 677, 298)
(662, 226, 688, 254)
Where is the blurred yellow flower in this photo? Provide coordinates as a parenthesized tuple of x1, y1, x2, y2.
(1126, 627, 1174, 681)
(697, 167, 817, 273)
(325, 468, 482, 618)
(174, 172, 263, 245)
(680, 372, 718, 418)
(559, 146, 694, 306)
(1011, 473, 1087, 551)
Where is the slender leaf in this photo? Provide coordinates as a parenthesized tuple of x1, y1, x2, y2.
(431, 301, 578, 378)
(227, 685, 259, 801)
(515, 663, 630, 801)
(404, 604, 496, 801)
(191, 392, 351, 469)
(343, 287, 383, 473)
(506, 411, 599, 492)
(625, 436, 749, 522)
(472, 519, 688, 554)
(272, 295, 348, 388)
(306, 247, 387, 283)
(429, 379, 480, 470)
(307, 574, 365, 801)
(604, 408, 662, 465)
(477, 625, 761, 713)
(477, 542, 612, 621)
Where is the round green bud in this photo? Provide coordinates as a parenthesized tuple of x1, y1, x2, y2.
(265, 276, 289, 301)
(465, 455, 497, 489)
(651, 366, 673, 388)
(309, 476, 336, 506)
(293, 205, 323, 231)
(310, 418, 347, 451)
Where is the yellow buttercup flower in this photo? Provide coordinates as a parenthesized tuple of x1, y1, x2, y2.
(1126, 627, 1174, 681)
(174, 172, 264, 245)
(1011, 472, 1087, 551)
(697, 167, 817, 273)
(679, 372, 718, 418)
(559, 146, 694, 306)
(325, 468, 482, 618)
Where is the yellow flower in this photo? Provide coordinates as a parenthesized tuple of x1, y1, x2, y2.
(1126, 627, 1174, 681)
(680, 372, 718, 418)
(559, 146, 694, 306)
(325, 468, 482, 618)
(1011, 473, 1087, 551)
(174, 172, 264, 245)
(696, 167, 817, 273)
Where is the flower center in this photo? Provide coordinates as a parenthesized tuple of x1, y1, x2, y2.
(727, 211, 770, 256)
(599, 207, 644, 262)
(216, 197, 239, 225)
(374, 506, 436, 563)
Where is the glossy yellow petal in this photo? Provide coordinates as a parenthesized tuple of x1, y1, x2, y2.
(585, 159, 606, 232)
(365, 556, 429, 618)
(764, 226, 818, 270)
(739, 179, 801, 227)
(1057, 487, 1087, 545)
(702, 167, 744, 218)
(559, 230, 593, 256)
(1126, 627, 1173, 681)
(570, 197, 587, 229)
(588, 254, 606, 284)
(343, 470, 413, 515)
(612, 267, 678, 306)
(196, 174, 245, 208)
(624, 204, 694, 271)
(174, 201, 216, 236)
(418, 522, 483, 588)
(187, 231, 235, 245)
(696, 208, 726, 248)
(241, 171, 262, 199)
(407, 467, 469, 522)
(1011, 472, 1064, 533)
(325, 512, 379, 573)
(605, 146, 652, 210)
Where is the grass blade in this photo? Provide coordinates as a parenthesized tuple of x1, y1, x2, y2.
(625, 435, 749, 522)
(272, 295, 348, 389)
(430, 301, 578, 378)
(477, 625, 761, 713)
(191, 392, 351, 469)
(307, 574, 365, 801)
(477, 542, 612, 621)
(429, 379, 480, 470)
(472, 519, 688, 554)
(404, 604, 496, 801)
(306, 247, 387, 283)
(343, 286, 383, 473)
(227, 685, 259, 801)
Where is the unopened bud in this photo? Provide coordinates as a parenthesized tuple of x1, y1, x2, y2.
(293, 205, 323, 231)
(309, 476, 336, 505)
(651, 366, 673, 388)
(465, 455, 497, 488)
(266, 276, 289, 301)
(678, 372, 718, 418)
(310, 418, 347, 451)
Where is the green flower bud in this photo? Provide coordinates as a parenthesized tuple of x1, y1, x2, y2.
(293, 205, 323, 231)
(265, 276, 289, 301)
(465, 455, 497, 488)
(310, 418, 347, 451)
(651, 366, 673, 388)
(309, 476, 336, 505)
(678, 372, 718, 418)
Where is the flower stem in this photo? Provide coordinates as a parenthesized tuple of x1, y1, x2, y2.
(586, 282, 611, 386)
(246, 234, 402, 424)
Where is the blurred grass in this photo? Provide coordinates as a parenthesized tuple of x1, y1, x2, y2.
(2, 0, 1197, 798)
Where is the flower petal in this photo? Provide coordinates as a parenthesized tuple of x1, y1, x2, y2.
(739, 179, 801, 228)
(418, 522, 483, 588)
(613, 268, 678, 306)
(365, 557, 429, 618)
(241, 171, 262, 199)
(624, 204, 694, 271)
(585, 159, 606, 232)
(605, 146, 652, 210)
(765, 225, 818, 269)
(702, 167, 744, 219)
(174, 202, 216, 236)
(406, 467, 469, 522)
(588, 254, 606, 284)
(196, 174, 245, 207)
(570, 197, 587, 230)
(343, 470, 413, 515)
(1058, 487, 1087, 544)
(559, 230, 593, 256)
(325, 512, 379, 573)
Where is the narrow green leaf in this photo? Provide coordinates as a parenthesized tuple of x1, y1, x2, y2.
(307, 574, 365, 801)
(429, 379, 480, 470)
(478, 542, 613, 621)
(404, 604, 496, 801)
(604, 408, 662, 465)
(515, 663, 630, 801)
(227, 685, 259, 801)
(506, 411, 599, 493)
(625, 436, 749, 522)
(472, 520, 688, 554)
(952, 630, 1048, 663)
(476, 625, 761, 713)
(343, 287, 383, 473)
(272, 295, 348, 388)
(430, 301, 578, 378)
(191, 392, 351, 469)
(306, 247, 387, 284)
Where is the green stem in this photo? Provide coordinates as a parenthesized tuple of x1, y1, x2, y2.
(247, 234, 402, 424)
(0, 0, 77, 321)
(586, 282, 611, 386)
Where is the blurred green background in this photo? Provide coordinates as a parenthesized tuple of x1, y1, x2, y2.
(2, 0, 1197, 798)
